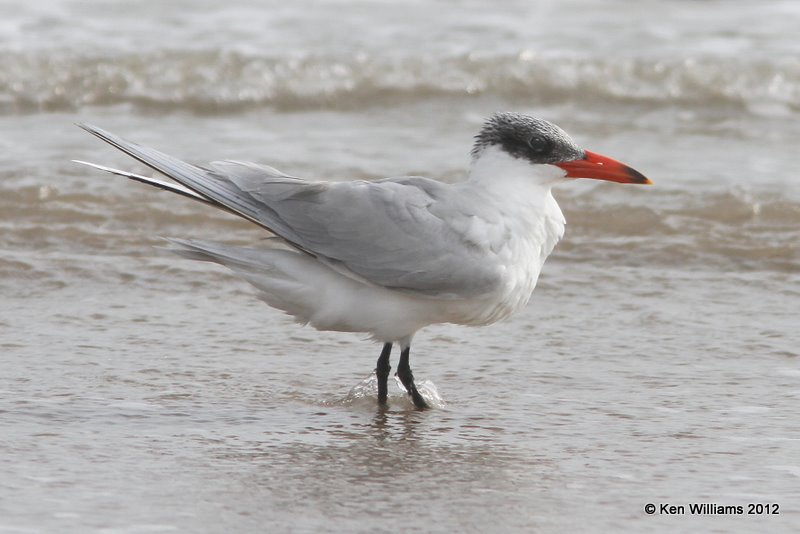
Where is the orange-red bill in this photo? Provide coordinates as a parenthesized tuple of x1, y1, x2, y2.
(554, 150, 652, 185)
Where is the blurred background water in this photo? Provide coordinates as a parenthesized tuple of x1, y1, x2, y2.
(1, 1, 798, 532)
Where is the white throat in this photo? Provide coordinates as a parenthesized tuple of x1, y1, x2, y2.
(468, 145, 567, 194)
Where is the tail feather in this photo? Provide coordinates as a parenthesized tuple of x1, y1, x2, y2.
(164, 238, 321, 322)
(164, 238, 276, 271)
(72, 160, 217, 206)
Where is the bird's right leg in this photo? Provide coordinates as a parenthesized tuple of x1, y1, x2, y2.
(376, 342, 392, 405)
(396, 345, 428, 409)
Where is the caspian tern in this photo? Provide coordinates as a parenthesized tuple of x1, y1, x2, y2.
(75, 113, 651, 409)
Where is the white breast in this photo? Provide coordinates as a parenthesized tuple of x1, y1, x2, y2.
(442, 147, 567, 325)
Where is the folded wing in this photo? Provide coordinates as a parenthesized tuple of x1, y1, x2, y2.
(77, 124, 505, 298)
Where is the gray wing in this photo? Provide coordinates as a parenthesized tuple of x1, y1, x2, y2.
(216, 162, 507, 297)
(77, 124, 505, 298)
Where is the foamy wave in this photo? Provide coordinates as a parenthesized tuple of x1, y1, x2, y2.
(2, 50, 799, 113)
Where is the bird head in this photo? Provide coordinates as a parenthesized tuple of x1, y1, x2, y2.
(471, 113, 652, 185)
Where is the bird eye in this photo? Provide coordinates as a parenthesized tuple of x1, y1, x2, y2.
(527, 135, 550, 154)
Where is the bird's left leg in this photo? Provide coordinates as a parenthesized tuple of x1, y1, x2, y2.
(396, 345, 428, 409)
(376, 342, 392, 405)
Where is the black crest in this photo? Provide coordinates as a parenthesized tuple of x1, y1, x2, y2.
(471, 113, 584, 164)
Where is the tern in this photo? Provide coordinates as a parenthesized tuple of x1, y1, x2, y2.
(75, 113, 651, 409)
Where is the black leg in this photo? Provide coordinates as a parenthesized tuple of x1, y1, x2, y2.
(376, 342, 392, 405)
(396, 346, 428, 409)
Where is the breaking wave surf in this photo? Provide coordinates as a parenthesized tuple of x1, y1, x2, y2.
(3, 50, 799, 114)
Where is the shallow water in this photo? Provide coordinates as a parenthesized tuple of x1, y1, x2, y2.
(1, 0, 799, 532)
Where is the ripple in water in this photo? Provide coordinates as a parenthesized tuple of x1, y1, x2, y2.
(336, 374, 445, 410)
